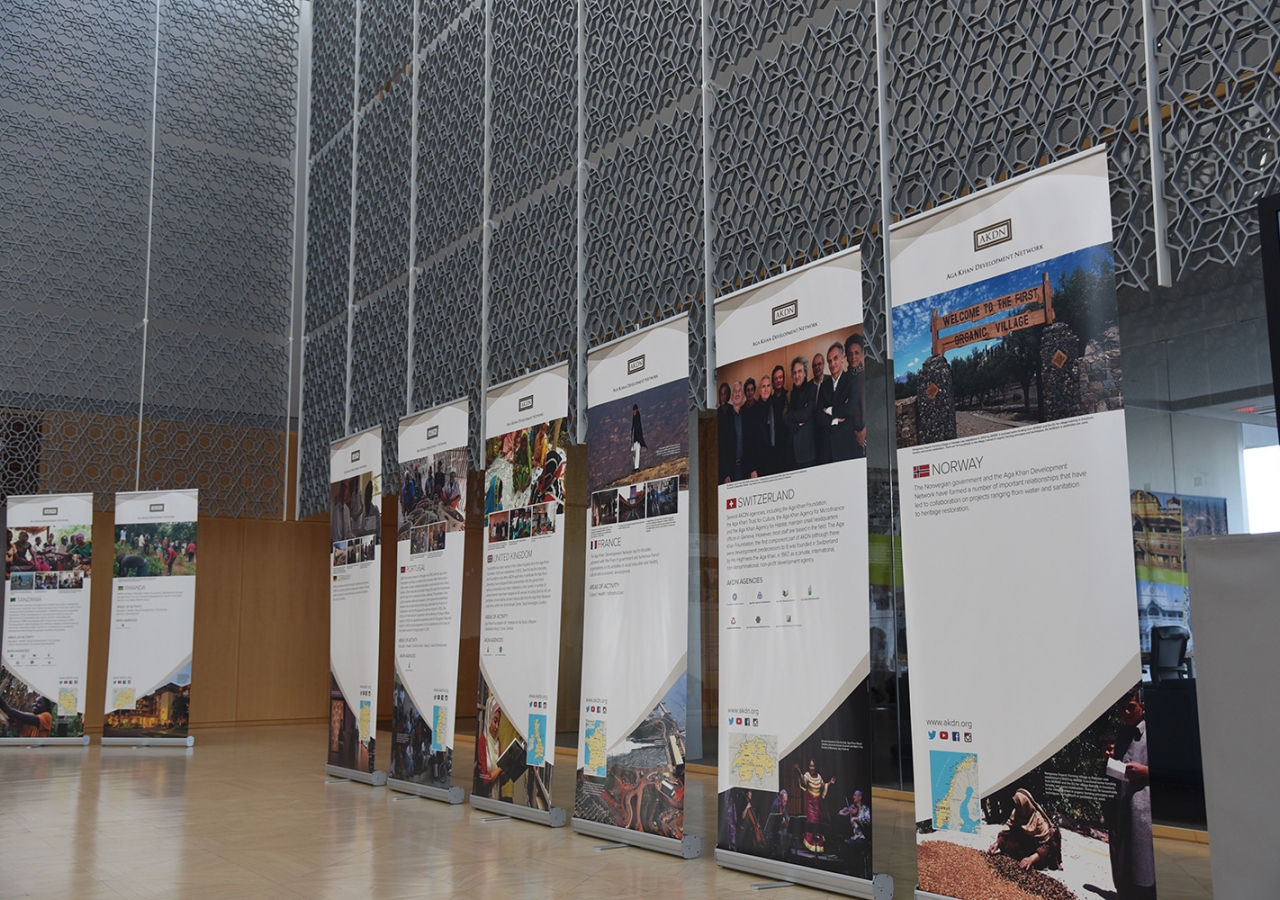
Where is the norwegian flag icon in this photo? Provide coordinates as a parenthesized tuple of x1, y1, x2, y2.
(913, 464, 931, 478)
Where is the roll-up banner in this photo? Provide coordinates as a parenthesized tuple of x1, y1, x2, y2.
(1, 494, 94, 746)
(573, 315, 699, 858)
(389, 400, 469, 803)
(890, 148, 1156, 900)
(328, 428, 385, 785)
(714, 246, 876, 895)
(103, 490, 198, 747)
(473, 363, 570, 827)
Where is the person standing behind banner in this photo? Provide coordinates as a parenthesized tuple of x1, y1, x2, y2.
(845, 333, 868, 458)
(631, 404, 647, 471)
(718, 381, 759, 483)
(1107, 689, 1156, 900)
(784, 358, 818, 469)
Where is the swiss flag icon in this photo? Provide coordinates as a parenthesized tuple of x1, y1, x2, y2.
(726, 497, 737, 509)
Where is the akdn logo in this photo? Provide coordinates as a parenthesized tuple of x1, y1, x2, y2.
(772, 300, 798, 325)
(518, 395, 534, 412)
(149, 503, 165, 512)
(350, 449, 361, 463)
(973, 219, 1013, 251)
(627, 354, 646, 374)
(426, 425, 439, 440)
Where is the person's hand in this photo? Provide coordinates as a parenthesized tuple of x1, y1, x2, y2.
(750, 471, 758, 479)
(987, 843, 999, 855)
(1126, 762, 1149, 782)
(857, 428, 867, 446)
(1019, 856, 1034, 870)
(827, 777, 836, 787)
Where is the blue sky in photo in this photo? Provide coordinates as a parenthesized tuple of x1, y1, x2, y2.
(892, 243, 1112, 379)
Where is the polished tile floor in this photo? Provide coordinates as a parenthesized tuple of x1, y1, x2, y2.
(0, 725, 1213, 899)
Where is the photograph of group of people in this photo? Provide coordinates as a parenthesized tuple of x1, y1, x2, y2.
(0, 670, 82, 739)
(397, 449, 466, 544)
(389, 676, 451, 788)
(486, 502, 556, 544)
(6, 525, 92, 581)
(331, 472, 382, 543)
(113, 523, 197, 578)
(918, 686, 1156, 900)
(589, 474, 679, 528)
(409, 522, 447, 555)
(716, 326, 867, 484)
(8, 569, 84, 591)
(332, 534, 377, 567)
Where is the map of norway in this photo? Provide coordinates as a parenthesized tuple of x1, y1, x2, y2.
(727, 733, 779, 791)
(930, 750, 981, 833)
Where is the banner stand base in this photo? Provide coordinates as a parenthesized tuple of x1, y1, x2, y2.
(102, 735, 195, 748)
(915, 888, 949, 900)
(714, 849, 892, 899)
(470, 793, 566, 827)
(0, 735, 91, 747)
(325, 764, 387, 786)
(572, 817, 700, 858)
(386, 777, 464, 804)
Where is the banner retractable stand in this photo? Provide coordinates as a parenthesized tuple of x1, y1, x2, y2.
(572, 315, 700, 859)
(388, 400, 470, 804)
(103, 490, 198, 748)
(1, 494, 95, 746)
(889, 148, 1158, 900)
(713, 247, 878, 897)
(471, 363, 570, 828)
(327, 428, 386, 785)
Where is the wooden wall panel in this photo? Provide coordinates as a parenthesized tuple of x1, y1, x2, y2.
(189, 516, 243, 725)
(235, 518, 330, 723)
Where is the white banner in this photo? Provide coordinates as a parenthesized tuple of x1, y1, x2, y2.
(574, 316, 690, 840)
(104, 490, 198, 740)
(714, 247, 874, 880)
(391, 400, 469, 788)
(329, 428, 383, 774)
(891, 148, 1154, 900)
(2, 494, 94, 739)
(474, 363, 569, 811)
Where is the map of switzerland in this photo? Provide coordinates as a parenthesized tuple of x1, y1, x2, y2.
(583, 720, 606, 776)
(930, 750, 981, 833)
(727, 733, 778, 791)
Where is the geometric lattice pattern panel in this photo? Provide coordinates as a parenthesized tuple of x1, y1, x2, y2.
(887, 0, 1151, 288)
(354, 79, 413, 302)
(490, 0, 576, 213)
(414, 10, 484, 260)
(1161, 0, 1280, 276)
(711, 1, 880, 304)
(584, 0, 700, 153)
(156, 0, 300, 159)
(351, 286, 410, 482)
(586, 105, 703, 348)
(0, 0, 154, 130)
(0, 107, 150, 317)
(358, 0, 414, 108)
(299, 316, 349, 518)
(306, 134, 355, 330)
(150, 142, 296, 335)
(413, 238, 483, 467)
(310, 0, 357, 150)
(710, 0, 824, 80)
(488, 181, 577, 385)
(421, 0, 476, 45)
